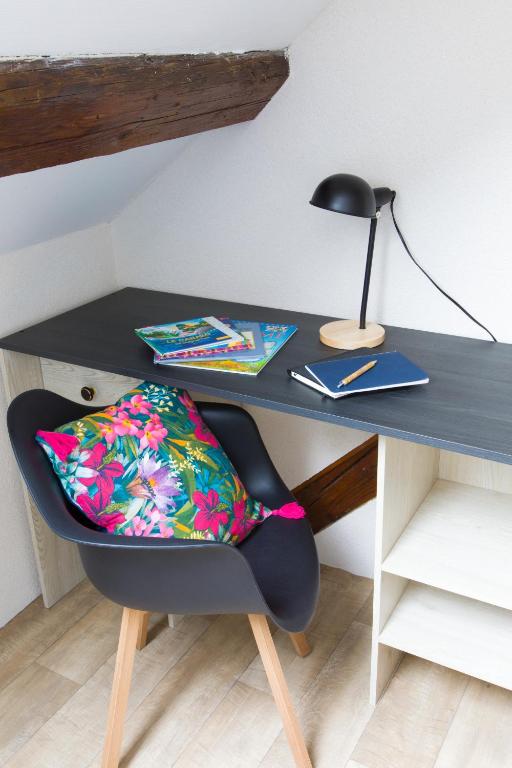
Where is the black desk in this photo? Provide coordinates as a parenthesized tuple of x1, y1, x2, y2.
(2, 288, 512, 704)
(1, 286, 511, 463)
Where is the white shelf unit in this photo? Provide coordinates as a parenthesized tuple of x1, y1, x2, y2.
(379, 582, 512, 690)
(382, 479, 512, 611)
(370, 436, 512, 704)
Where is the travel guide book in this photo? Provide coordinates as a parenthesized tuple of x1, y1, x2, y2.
(289, 351, 429, 398)
(135, 316, 243, 357)
(161, 322, 297, 376)
(154, 319, 265, 363)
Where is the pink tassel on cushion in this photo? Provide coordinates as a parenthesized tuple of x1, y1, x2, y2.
(36, 430, 79, 462)
(271, 501, 306, 519)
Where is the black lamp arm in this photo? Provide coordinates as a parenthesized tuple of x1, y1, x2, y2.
(359, 213, 379, 329)
(359, 187, 395, 329)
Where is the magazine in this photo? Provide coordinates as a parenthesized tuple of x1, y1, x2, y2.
(155, 319, 265, 362)
(135, 316, 242, 357)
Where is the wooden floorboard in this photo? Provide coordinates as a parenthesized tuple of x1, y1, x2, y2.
(6, 615, 213, 768)
(0, 662, 78, 764)
(260, 622, 373, 768)
(350, 655, 468, 768)
(2, 568, 512, 767)
(38, 598, 123, 685)
(173, 680, 279, 768)
(354, 591, 374, 627)
(433, 677, 512, 768)
(0, 578, 101, 692)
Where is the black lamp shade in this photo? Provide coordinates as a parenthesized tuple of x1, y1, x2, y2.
(310, 173, 377, 218)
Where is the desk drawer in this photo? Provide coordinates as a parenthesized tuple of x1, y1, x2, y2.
(41, 358, 141, 406)
(40, 358, 240, 409)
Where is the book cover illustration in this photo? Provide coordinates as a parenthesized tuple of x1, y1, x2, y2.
(155, 319, 265, 363)
(165, 322, 297, 375)
(135, 316, 243, 356)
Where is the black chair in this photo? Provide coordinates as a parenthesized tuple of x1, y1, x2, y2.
(7, 389, 319, 768)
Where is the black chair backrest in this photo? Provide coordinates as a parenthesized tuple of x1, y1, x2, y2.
(8, 389, 103, 540)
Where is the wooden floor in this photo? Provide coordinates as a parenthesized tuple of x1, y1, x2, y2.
(1, 566, 512, 768)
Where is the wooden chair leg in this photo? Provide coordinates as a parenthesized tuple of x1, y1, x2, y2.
(248, 614, 313, 768)
(289, 632, 311, 658)
(136, 611, 150, 651)
(101, 607, 142, 768)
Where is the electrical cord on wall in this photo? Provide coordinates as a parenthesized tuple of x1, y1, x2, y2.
(389, 192, 497, 342)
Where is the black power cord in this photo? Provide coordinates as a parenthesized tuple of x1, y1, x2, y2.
(389, 192, 497, 342)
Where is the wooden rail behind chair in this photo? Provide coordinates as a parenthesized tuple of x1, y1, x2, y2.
(0, 51, 289, 177)
(293, 435, 378, 534)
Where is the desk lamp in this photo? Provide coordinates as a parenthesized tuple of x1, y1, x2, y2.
(310, 173, 394, 350)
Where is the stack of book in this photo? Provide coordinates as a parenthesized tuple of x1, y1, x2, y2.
(135, 316, 297, 376)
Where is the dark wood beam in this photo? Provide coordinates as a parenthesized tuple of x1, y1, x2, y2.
(293, 435, 378, 535)
(0, 51, 289, 177)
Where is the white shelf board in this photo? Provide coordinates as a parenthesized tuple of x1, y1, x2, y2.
(382, 479, 512, 610)
(379, 582, 512, 690)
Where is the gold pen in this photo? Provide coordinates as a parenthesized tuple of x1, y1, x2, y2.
(337, 359, 378, 389)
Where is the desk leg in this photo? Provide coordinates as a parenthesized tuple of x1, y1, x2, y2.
(370, 435, 439, 704)
(1, 350, 85, 608)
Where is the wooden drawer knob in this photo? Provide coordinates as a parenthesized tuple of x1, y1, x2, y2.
(80, 386, 95, 402)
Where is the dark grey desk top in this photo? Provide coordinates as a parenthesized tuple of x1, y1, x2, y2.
(1, 287, 511, 464)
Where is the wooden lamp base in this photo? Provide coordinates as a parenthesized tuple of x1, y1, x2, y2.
(319, 319, 385, 350)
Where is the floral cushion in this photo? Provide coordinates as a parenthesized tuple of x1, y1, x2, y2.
(36, 381, 304, 543)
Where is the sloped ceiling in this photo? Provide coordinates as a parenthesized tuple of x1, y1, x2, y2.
(1, 0, 331, 56)
(0, 0, 332, 254)
(0, 139, 189, 255)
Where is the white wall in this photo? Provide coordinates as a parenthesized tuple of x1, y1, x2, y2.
(0, 224, 117, 625)
(112, 0, 511, 340)
(112, 0, 512, 574)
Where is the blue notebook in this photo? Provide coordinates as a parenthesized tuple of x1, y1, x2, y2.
(290, 351, 428, 398)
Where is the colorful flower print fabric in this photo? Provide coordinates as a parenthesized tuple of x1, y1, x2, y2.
(36, 382, 305, 543)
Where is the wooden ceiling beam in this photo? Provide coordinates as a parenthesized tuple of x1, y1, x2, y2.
(0, 51, 289, 177)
